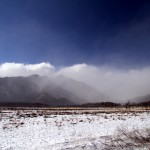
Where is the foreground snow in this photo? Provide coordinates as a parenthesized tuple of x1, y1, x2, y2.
(0, 109, 150, 150)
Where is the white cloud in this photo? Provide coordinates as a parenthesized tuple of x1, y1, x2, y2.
(0, 62, 55, 77)
(0, 62, 150, 100)
(58, 64, 150, 100)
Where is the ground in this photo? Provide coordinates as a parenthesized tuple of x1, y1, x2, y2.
(0, 107, 150, 150)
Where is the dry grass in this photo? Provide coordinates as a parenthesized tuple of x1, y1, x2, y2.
(103, 127, 150, 150)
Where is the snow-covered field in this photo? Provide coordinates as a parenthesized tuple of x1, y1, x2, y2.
(0, 108, 150, 150)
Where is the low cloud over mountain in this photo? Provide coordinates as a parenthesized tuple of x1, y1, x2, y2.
(0, 62, 150, 103)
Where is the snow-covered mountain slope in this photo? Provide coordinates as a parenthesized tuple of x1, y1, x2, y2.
(0, 75, 110, 105)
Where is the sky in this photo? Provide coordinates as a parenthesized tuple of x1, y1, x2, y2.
(0, 0, 150, 100)
(0, 0, 150, 67)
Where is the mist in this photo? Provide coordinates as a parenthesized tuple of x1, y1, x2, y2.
(0, 62, 150, 103)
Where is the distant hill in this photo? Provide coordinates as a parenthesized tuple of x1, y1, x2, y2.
(128, 95, 150, 104)
(127, 95, 150, 106)
(0, 75, 109, 106)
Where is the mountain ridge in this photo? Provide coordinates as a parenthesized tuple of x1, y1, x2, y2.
(0, 75, 109, 106)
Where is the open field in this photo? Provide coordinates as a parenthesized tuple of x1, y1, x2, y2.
(0, 107, 150, 150)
